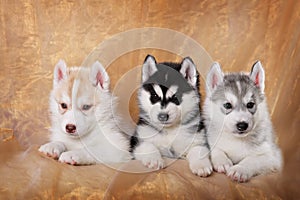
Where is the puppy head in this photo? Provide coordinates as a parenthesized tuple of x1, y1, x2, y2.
(206, 61, 265, 137)
(51, 60, 110, 138)
(139, 55, 200, 128)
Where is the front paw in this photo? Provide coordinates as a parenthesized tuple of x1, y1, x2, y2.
(189, 157, 213, 177)
(227, 165, 252, 182)
(141, 156, 165, 170)
(39, 142, 66, 159)
(211, 153, 233, 173)
(58, 151, 95, 165)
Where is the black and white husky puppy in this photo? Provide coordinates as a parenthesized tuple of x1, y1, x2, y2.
(131, 55, 212, 177)
(204, 61, 282, 182)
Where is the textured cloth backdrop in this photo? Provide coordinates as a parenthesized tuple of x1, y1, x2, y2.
(0, 0, 299, 199)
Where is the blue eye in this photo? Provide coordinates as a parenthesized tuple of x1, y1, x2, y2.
(82, 105, 92, 110)
(223, 102, 232, 110)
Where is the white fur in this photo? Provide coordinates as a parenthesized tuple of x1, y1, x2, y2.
(250, 61, 265, 93)
(134, 123, 212, 177)
(166, 86, 178, 99)
(204, 62, 282, 182)
(206, 62, 224, 95)
(180, 58, 197, 87)
(89, 61, 110, 91)
(39, 60, 132, 165)
(221, 92, 255, 135)
(53, 59, 68, 87)
(153, 84, 163, 98)
(142, 56, 157, 82)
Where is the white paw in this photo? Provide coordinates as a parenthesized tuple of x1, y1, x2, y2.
(227, 165, 252, 182)
(141, 156, 165, 170)
(211, 153, 233, 173)
(58, 151, 95, 165)
(39, 142, 66, 159)
(133, 142, 165, 170)
(189, 157, 213, 177)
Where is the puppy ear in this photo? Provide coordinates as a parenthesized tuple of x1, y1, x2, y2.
(53, 59, 67, 87)
(180, 57, 198, 87)
(206, 62, 223, 95)
(89, 61, 110, 91)
(142, 55, 157, 82)
(250, 61, 265, 93)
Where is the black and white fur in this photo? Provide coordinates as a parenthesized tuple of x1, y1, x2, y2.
(204, 61, 282, 182)
(131, 55, 212, 177)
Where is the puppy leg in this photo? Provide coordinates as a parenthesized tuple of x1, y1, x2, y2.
(227, 150, 282, 182)
(59, 149, 96, 165)
(39, 141, 66, 159)
(134, 142, 164, 169)
(211, 148, 233, 173)
(187, 146, 213, 177)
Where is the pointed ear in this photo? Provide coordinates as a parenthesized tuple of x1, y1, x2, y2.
(250, 61, 265, 92)
(180, 57, 198, 87)
(53, 59, 67, 87)
(89, 61, 110, 91)
(142, 55, 157, 82)
(206, 62, 224, 95)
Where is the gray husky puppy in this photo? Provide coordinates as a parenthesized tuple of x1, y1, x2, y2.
(204, 61, 282, 182)
(131, 55, 212, 177)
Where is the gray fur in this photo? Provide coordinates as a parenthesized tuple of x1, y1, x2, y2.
(204, 61, 282, 182)
(211, 73, 264, 115)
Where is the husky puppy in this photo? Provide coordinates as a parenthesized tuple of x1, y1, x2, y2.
(204, 61, 282, 182)
(131, 55, 212, 177)
(39, 60, 132, 165)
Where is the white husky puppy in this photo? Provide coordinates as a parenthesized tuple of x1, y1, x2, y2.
(204, 61, 282, 182)
(131, 55, 212, 177)
(39, 60, 132, 165)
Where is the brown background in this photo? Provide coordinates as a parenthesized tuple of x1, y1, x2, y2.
(0, 0, 299, 199)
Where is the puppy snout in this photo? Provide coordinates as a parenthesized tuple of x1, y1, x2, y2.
(236, 122, 248, 132)
(158, 113, 169, 122)
(66, 124, 76, 134)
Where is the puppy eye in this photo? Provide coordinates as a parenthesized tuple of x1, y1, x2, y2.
(247, 102, 255, 109)
(171, 95, 180, 105)
(82, 105, 92, 111)
(223, 102, 232, 110)
(60, 103, 68, 109)
(150, 93, 161, 103)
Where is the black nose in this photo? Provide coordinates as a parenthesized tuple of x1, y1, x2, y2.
(66, 124, 76, 134)
(158, 113, 169, 122)
(236, 122, 248, 132)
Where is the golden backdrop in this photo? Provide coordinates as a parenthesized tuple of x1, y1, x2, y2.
(0, 0, 299, 199)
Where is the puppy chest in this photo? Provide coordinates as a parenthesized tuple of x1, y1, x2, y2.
(150, 132, 195, 158)
(217, 138, 252, 164)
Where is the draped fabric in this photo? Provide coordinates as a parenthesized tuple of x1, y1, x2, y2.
(0, 0, 299, 199)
